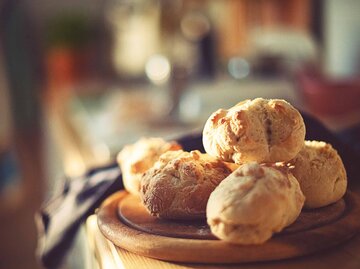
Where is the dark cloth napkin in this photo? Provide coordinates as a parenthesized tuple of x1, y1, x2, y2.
(36, 113, 359, 268)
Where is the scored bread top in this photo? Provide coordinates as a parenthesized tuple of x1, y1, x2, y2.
(203, 98, 306, 164)
(140, 150, 238, 219)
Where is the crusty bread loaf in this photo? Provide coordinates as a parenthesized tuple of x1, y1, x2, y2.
(117, 137, 182, 195)
(140, 150, 238, 219)
(203, 98, 305, 164)
(207, 162, 305, 245)
(290, 140, 347, 208)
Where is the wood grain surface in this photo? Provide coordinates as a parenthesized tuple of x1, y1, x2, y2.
(117, 194, 346, 239)
(97, 191, 360, 264)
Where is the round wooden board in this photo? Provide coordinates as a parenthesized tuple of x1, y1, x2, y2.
(97, 191, 360, 264)
(117, 194, 346, 240)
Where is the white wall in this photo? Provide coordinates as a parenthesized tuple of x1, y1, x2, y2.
(324, 0, 360, 78)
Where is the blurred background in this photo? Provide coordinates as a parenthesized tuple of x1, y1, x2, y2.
(0, 0, 360, 268)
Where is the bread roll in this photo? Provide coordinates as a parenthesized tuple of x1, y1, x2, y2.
(140, 150, 238, 219)
(203, 98, 305, 164)
(207, 162, 305, 244)
(290, 140, 347, 208)
(117, 137, 182, 195)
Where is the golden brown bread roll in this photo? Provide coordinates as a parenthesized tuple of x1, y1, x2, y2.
(290, 140, 347, 208)
(140, 150, 238, 219)
(117, 137, 182, 195)
(202, 98, 305, 164)
(207, 162, 305, 245)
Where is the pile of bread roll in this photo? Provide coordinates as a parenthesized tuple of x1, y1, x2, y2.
(117, 98, 347, 245)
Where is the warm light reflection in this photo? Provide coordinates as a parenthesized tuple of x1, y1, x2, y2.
(145, 54, 171, 84)
(107, 1, 161, 77)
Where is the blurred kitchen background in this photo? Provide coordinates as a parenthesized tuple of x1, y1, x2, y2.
(0, 0, 360, 268)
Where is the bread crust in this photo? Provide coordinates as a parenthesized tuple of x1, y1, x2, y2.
(140, 150, 238, 219)
(117, 137, 182, 195)
(203, 98, 305, 164)
(289, 140, 347, 208)
(207, 162, 305, 244)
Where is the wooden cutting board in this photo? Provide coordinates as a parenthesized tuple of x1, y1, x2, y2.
(97, 191, 360, 264)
